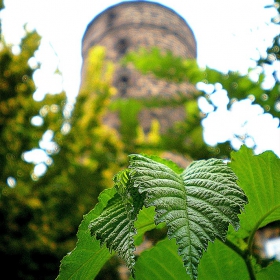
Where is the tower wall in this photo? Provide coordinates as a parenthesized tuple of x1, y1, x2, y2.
(81, 1, 197, 133)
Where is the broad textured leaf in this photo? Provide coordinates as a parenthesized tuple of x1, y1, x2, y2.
(147, 154, 184, 174)
(56, 188, 116, 280)
(129, 154, 247, 280)
(229, 145, 280, 239)
(89, 170, 145, 276)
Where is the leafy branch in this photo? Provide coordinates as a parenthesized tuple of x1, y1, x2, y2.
(123, 47, 280, 119)
(56, 146, 280, 280)
(89, 154, 248, 279)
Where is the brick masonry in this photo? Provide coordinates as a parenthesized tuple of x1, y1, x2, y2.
(81, 0, 197, 133)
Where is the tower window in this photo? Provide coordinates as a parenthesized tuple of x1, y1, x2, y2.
(107, 11, 116, 27)
(116, 38, 129, 55)
(120, 75, 128, 83)
(118, 75, 130, 97)
(114, 67, 132, 97)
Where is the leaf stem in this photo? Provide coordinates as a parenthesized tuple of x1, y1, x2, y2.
(223, 238, 246, 258)
(244, 254, 257, 280)
(247, 204, 280, 255)
(222, 238, 256, 280)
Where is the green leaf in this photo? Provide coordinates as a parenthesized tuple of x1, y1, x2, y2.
(198, 240, 249, 280)
(129, 154, 247, 280)
(56, 188, 116, 280)
(143, 153, 184, 174)
(135, 238, 190, 280)
(256, 261, 280, 280)
(134, 206, 158, 245)
(89, 170, 145, 276)
(124, 47, 280, 118)
(134, 238, 249, 280)
(229, 145, 280, 240)
(90, 193, 137, 273)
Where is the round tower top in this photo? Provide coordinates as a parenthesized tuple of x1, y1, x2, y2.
(82, 1, 197, 59)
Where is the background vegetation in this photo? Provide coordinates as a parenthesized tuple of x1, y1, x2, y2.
(0, 1, 279, 279)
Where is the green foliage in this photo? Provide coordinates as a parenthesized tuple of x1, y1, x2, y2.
(57, 146, 280, 280)
(260, 1, 280, 67)
(0, 27, 71, 279)
(256, 262, 280, 280)
(0, 0, 4, 11)
(56, 188, 115, 280)
(123, 47, 280, 119)
(110, 99, 142, 150)
(127, 154, 246, 279)
(134, 238, 190, 280)
(0, 27, 66, 180)
(69, 47, 125, 174)
(134, 238, 249, 280)
(89, 170, 145, 276)
(56, 188, 161, 279)
(108, 81, 228, 160)
(2, 3, 280, 279)
(228, 145, 280, 242)
(0, 41, 124, 279)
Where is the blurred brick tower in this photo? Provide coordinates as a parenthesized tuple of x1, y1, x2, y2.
(81, 0, 197, 134)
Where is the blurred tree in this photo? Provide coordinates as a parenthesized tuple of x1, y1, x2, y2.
(261, 0, 280, 76)
(0, 14, 129, 278)
(0, 0, 3, 37)
(0, 1, 279, 280)
(119, 1, 280, 162)
(122, 8, 280, 159)
(0, 25, 69, 279)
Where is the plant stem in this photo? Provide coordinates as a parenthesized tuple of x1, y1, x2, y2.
(222, 238, 256, 280)
(247, 204, 280, 255)
(244, 254, 257, 280)
(223, 238, 246, 258)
